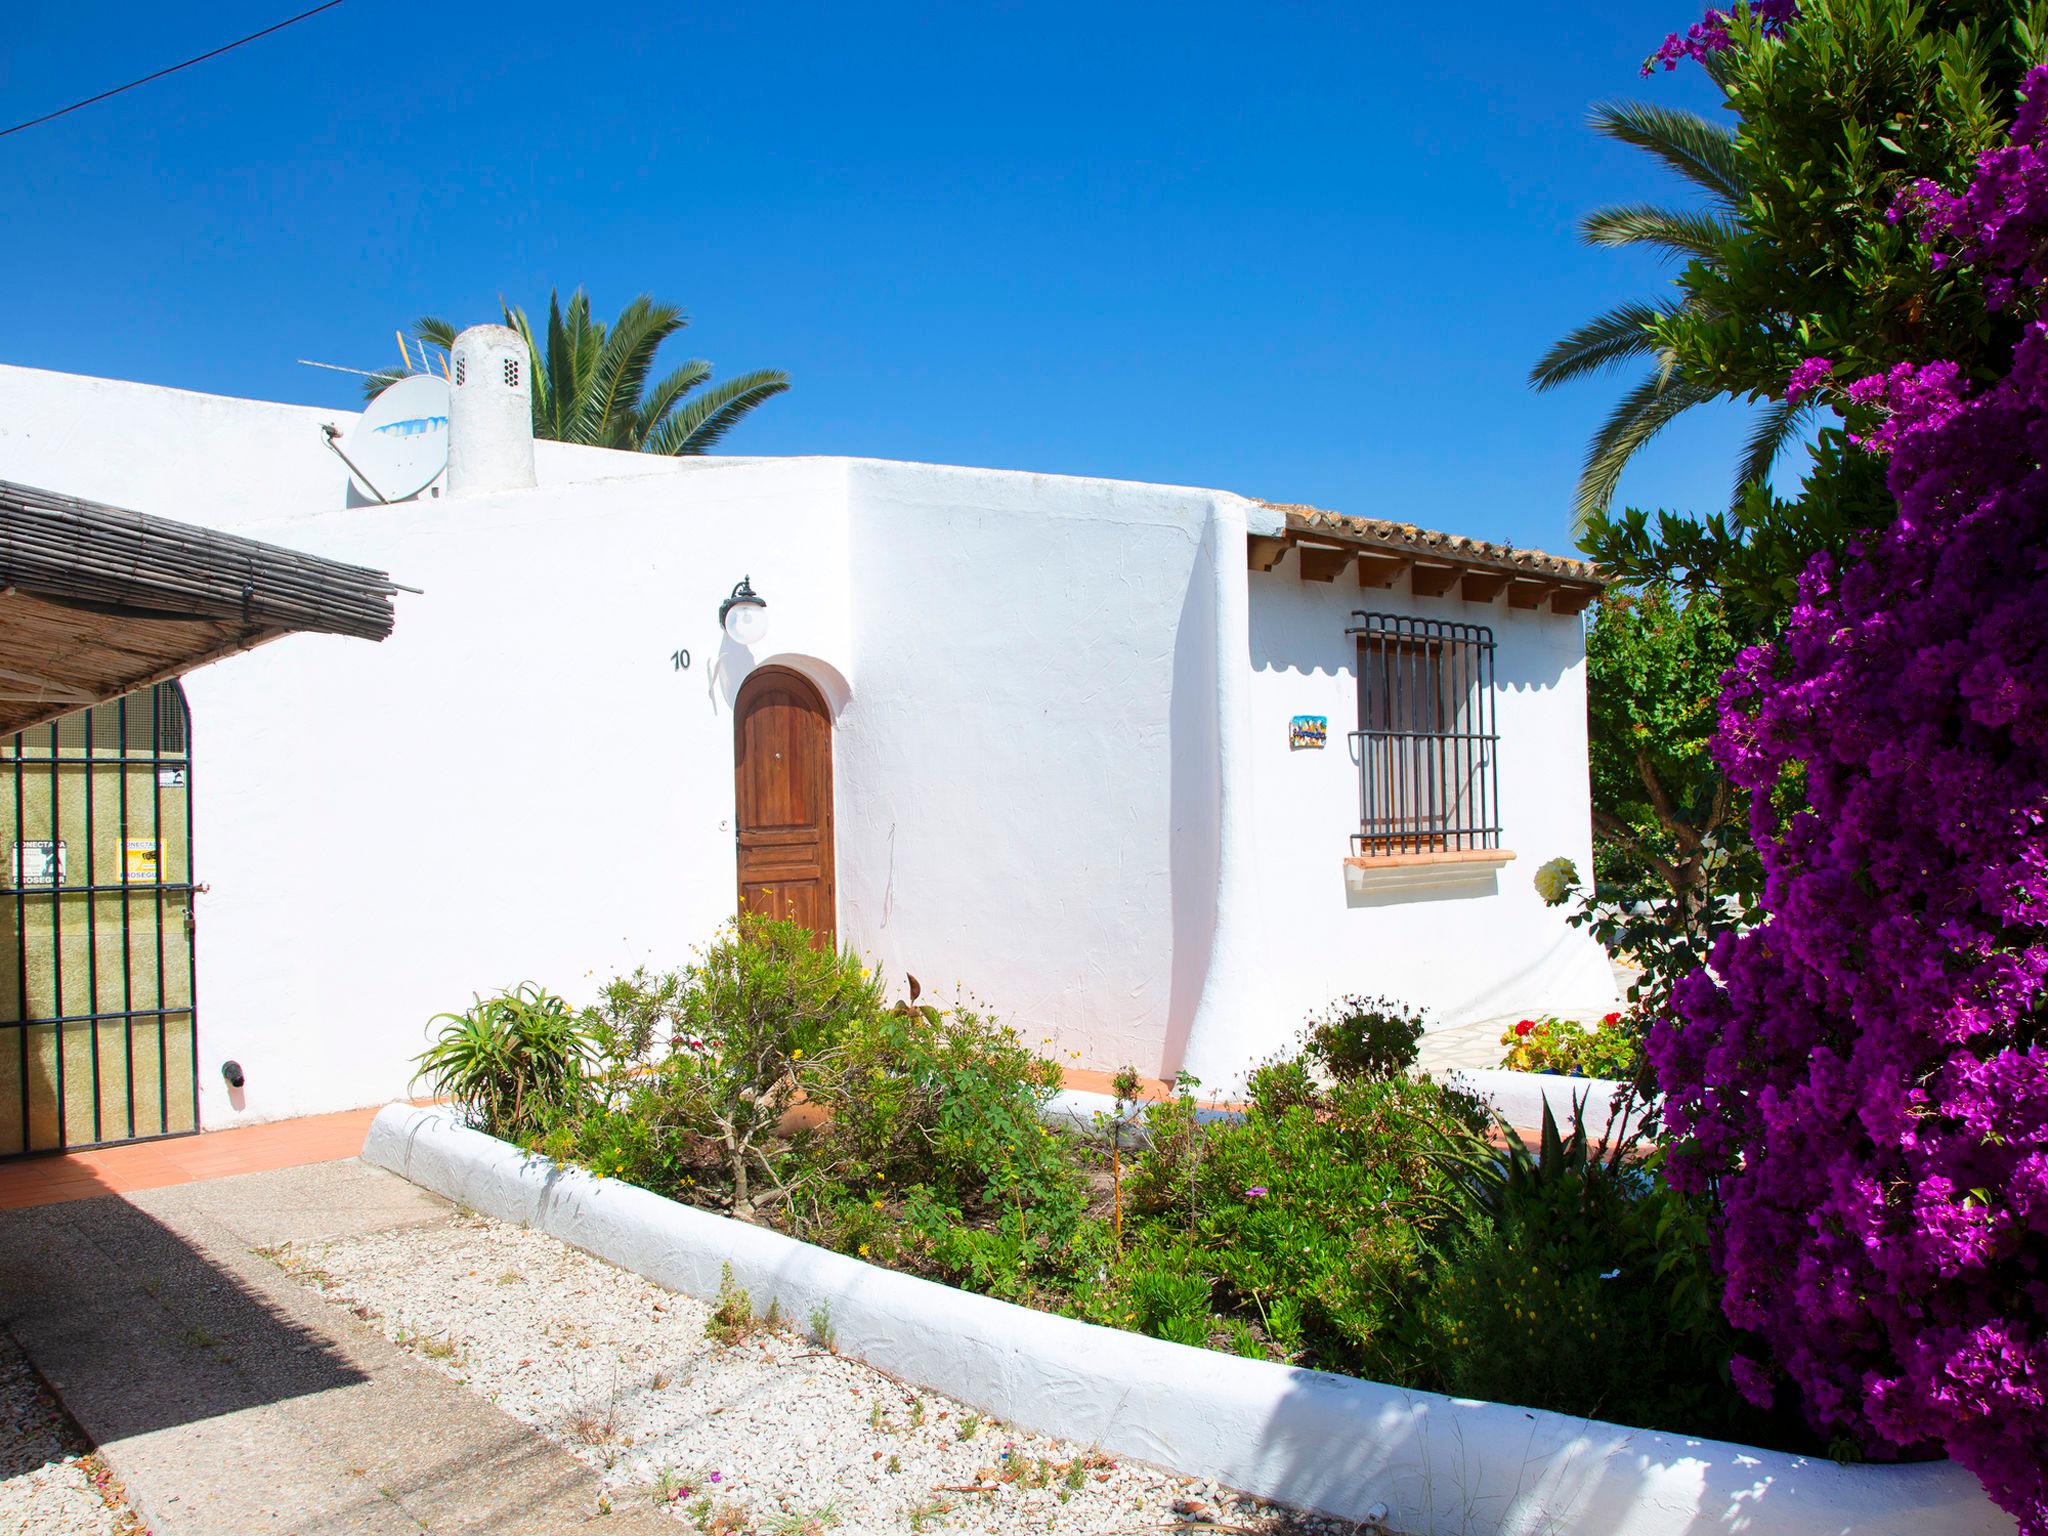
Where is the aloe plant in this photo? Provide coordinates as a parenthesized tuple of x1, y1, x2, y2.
(414, 982, 592, 1141)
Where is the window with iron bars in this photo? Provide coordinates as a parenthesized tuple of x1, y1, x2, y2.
(1347, 612, 1500, 856)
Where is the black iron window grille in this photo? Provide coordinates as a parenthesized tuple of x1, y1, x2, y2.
(1347, 612, 1500, 856)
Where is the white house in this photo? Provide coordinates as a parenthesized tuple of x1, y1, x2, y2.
(0, 341, 1616, 1145)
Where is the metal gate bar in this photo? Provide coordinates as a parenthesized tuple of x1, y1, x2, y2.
(0, 682, 197, 1157)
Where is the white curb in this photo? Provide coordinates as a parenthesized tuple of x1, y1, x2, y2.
(1443, 1068, 1631, 1130)
(361, 1102, 2011, 1536)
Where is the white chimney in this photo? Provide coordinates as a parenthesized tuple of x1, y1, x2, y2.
(447, 323, 536, 496)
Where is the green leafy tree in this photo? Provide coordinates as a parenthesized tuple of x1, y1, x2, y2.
(1584, 585, 1751, 918)
(1577, 0, 2048, 622)
(1539, 586, 1763, 1017)
(367, 289, 789, 455)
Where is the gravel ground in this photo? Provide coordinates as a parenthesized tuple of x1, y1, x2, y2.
(0, 1327, 146, 1536)
(266, 1210, 1380, 1536)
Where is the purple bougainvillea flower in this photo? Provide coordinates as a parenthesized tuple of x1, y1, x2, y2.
(1651, 71, 2048, 1531)
(1785, 356, 1833, 403)
(1244, 1185, 1269, 1200)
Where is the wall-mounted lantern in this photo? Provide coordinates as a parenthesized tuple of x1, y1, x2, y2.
(719, 576, 769, 647)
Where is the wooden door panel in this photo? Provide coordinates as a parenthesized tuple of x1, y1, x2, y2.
(734, 667, 835, 949)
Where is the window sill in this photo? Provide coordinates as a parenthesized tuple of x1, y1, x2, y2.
(1343, 848, 1515, 898)
(1343, 849, 1517, 871)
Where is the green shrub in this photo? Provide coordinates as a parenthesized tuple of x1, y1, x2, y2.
(414, 983, 592, 1141)
(1411, 1153, 1762, 1440)
(805, 996, 1061, 1204)
(800, 993, 1099, 1303)
(581, 965, 685, 1104)
(435, 943, 1771, 1447)
(1303, 994, 1425, 1082)
(1124, 1069, 1487, 1375)
(553, 915, 880, 1220)
(1498, 1011, 1642, 1080)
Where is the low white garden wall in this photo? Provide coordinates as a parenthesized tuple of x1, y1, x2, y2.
(360, 1102, 2012, 1536)
(1443, 1068, 1629, 1131)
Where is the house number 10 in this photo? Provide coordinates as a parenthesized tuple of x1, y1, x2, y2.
(672, 649, 691, 671)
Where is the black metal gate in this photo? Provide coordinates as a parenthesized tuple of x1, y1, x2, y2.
(0, 682, 198, 1156)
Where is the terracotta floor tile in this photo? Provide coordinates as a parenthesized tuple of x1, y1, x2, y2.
(0, 1103, 391, 1210)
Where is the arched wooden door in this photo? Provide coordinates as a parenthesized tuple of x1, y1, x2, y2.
(733, 667, 836, 947)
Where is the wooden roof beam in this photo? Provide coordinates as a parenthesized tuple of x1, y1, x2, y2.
(1551, 588, 1597, 616)
(1247, 535, 1291, 573)
(1296, 543, 1352, 583)
(1409, 563, 1460, 598)
(1354, 553, 1411, 590)
(1506, 578, 1556, 611)
(1460, 571, 1510, 604)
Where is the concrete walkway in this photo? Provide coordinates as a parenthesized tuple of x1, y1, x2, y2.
(0, 1158, 675, 1535)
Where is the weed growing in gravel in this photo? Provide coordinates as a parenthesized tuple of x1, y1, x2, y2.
(565, 1405, 617, 1446)
(651, 1368, 672, 1390)
(908, 1398, 926, 1429)
(905, 1497, 951, 1531)
(418, 1332, 460, 1361)
(766, 1506, 839, 1535)
(706, 1264, 761, 1346)
(694, 1500, 754, 1536)
(885, 1454, 901, 1474)
(177, 1324, 219, 1350)
(955, 1412, 981, 1441)
(808, 1300, 836, 1351)
(495, 1269, 523, 1286)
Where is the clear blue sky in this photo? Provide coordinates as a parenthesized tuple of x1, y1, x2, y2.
(0, 1, 1749, 559)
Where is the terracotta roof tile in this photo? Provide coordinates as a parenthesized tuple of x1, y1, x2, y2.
(1259, 501, 1603, 587)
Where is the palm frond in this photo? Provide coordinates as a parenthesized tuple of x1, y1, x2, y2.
(413, 316, 459, 352)
(1530, 300, 1681, 390)
(579, 295, 688, 449)
(1574, 368, 1718, 532)
(1580, 204, 1737, 261)
(543, 291, 592, 444)
(641, 369, 791, 456)
(498, 303, 550, 434)
(629, 357, 715, 449)
(1589, 100, 1743, 206)
(1733, 394, 1820, 501)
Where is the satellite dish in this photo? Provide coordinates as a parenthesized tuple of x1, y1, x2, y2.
(341, 373, 449, 501)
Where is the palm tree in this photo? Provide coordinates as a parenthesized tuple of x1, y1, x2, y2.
(1531, 102, 1817, 530)
(366, 290, 789, 455)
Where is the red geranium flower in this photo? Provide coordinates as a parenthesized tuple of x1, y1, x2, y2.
(1514, 1019, 1535, 1037)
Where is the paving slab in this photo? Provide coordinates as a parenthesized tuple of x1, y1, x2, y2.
(0, 1158, 676, 1535)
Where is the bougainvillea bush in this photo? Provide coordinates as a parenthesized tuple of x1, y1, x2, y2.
(1651, 65, 2048, 1532)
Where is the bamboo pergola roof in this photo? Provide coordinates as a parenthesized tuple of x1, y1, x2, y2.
(0, 479, 401, 736)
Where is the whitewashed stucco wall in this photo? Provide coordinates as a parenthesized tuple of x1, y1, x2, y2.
(174, 457, 853, 1127)
(1229, 568, 1617, 1062)
(833, 461, 1236, 1074)
(0, 364, 1613, 1122)
(0, 362, 694, 533)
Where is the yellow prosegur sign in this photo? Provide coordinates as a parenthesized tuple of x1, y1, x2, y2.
(124, 840, 160, 883)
